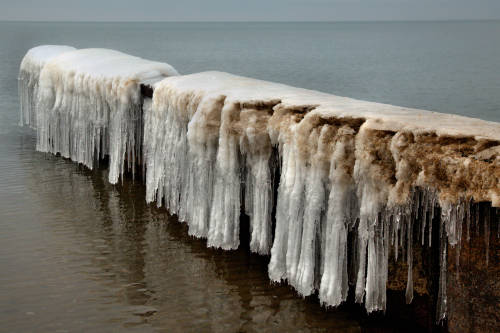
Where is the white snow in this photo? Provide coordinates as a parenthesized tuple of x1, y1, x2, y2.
(146, 71, 500, 317)
(19, 45, 76, 127)
(25, 47, 178, 184)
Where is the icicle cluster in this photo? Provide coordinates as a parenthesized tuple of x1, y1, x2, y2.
(144, 74, 284, 252)
(20, 46, 499, 321)
(18, 45, 76, 128)
(146, 71, 500, 318)
(20, 46, 179, 184)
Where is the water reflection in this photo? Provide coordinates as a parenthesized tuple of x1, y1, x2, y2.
(0, 131, 365, 332)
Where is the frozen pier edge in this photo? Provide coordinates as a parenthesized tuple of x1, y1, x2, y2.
(20, 46, 499, 331)
(19, 45, 179, 184)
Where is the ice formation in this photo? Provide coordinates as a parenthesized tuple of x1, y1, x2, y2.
(19, 45, 76, 128)
(19, 44, 499, 321)
(145, 71, 500, 318)
(20, 47, 179, 184)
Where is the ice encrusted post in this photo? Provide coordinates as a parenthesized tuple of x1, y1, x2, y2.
(19, 46, 178, 184)
(19, 46, 499, 330)
(145, 71, 499, 326)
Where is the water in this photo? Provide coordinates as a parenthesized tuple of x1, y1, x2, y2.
(1, 21, 499, 332)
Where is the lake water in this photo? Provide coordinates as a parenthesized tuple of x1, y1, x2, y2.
(0, 21, 499, 332)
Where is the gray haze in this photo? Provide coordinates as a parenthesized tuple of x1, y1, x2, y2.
(1, 0, 500, 21)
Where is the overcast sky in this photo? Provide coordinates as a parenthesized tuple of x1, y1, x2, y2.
(1, 0, 499, 22)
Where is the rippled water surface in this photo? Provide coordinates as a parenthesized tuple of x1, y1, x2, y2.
(0, 136, 366, 332)
(1, 21, 499, 332)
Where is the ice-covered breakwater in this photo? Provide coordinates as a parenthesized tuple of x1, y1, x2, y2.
(19, 46, 499, 327)
(19, 46, 179, 184)
(145, 71, 499, 321)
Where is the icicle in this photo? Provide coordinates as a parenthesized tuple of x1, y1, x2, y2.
(294, 127, 329, 296)
(381, 210, 390, 311)
(429, 194, 436, 247)
(436, 216, 448, 323)
(207, 102, 242, 250)
(268, 143, 294, 282)
(421, 189, 428, 246)
(394, 208, 401, 261)
(319, 127, 356, 307)
(401, 212, 406, 264)
(284, 149, 306, 287)
(441, 203, 454, 245)
(406, 215, 414, 304)
(354, 211, 368, 304)
(185, 96, 223, 238)
(484, 205, 490, 266)
(352, 126, 393, 312)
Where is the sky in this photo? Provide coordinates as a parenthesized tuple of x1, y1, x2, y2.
(1, 0, 499, 22)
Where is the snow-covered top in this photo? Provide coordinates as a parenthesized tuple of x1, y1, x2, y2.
(38, 48, 179, 109)
(154, 71, 500, 142)
(43, 48, 179, 82)
(20, 45, 76, 74)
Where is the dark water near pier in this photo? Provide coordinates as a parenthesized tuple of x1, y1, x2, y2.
(0, 21, 499, 332)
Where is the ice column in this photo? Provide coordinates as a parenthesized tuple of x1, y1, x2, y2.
(319, 126, 358, 306)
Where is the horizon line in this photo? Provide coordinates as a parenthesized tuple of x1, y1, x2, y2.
(1, 18, 499, 23)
